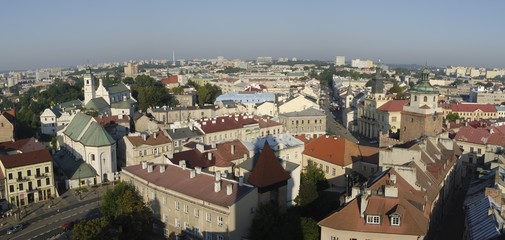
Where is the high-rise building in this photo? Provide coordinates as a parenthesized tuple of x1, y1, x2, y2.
(351, 59, 373, 68)
(335, 56, 345, 66)
(256, 56, 273, 64)
(124, 62, 139, 78)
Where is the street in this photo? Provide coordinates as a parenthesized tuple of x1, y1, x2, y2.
(0, 185, 107, 240)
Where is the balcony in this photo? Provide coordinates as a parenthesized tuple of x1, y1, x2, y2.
(27, 187, 39, 193)
(35, 174, 47, 179)
(16, 177, 30, 182)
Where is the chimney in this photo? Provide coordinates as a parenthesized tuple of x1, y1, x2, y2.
(142, 134, 147, 141)
(179, 160, 186, 170)
(231, 144, 235, 155)
(389, 173, 396, 184)
(99, 78, 103, 86)
(195, 166, 202, 174)
(154, 132, 157, 139)
(141, 161, 148, 169)
(215, 171, 221, 181)
(190, 169, 196, 179)
(282, 160, 287, 169)
(208, 152, 212, 161)
(239, 176, 244, 186)
(360, 192, 369, 218)
(147, 163, 154, 173)
(214, 181, 221, 192)
(160, 165, 166, 173)
(226, 184, 233, 195)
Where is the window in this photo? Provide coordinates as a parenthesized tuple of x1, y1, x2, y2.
(175, 201, 180, 210)
(175, 218, 180, 228)
(9, 185, 14, 192)
(330, 237, 337, 240)
(37, 180, 41, 187)
(217, 235, 224, 240)
(423, 96, 427, 102)
(325, 166, 329, 173)
(206, 212, 211, 222)
(332, 168, 336, 176)
(478, 148, 482, 154)
(217, 216, 223, 226)
(184, 222, 190, 230)
(27, 170, 31, 176)
(162, 214, 167, 223)
(8, 173, 12, 180)
(45, 166, 49, 173)
(391, 216, 401, 226)
(46, 178, 50, 185)
(91, 154, 95, 161)
(184, 204, 188, 213)
(205, 232, 213, 240)
(414, 96, 417, 101)
(470, 147, 474, 153)
(139, 151, 142, 157)
(18, 171, 22, 180)
(392, 116, 397, 122)
(18, 183, 23, 191)
(366, 215, 380, 224)
(194, 208, 200, 217)
(194, 227, 200, 236)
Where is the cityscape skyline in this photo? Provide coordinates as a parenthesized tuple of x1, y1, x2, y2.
(2, 1, 505, 70)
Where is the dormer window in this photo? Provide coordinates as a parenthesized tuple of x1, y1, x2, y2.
(391, 216, 401, 226)
(366, 215, 380, 224)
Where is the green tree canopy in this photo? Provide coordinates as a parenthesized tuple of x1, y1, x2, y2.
(131, 75, 177, 111)
(445, 112, 461, 122)
(71, 218, 110, 240)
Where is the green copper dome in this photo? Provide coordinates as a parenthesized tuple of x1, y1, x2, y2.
(410, 67, 438, 94)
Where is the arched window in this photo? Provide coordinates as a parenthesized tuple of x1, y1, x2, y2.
(423, 96, 427, 102)
(414, 96, 417, 101)
(91, 154, 95, 161)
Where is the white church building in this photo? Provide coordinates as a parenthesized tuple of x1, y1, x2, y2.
(41, 68, 136, 136)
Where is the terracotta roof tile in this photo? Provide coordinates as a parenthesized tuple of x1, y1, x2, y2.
(0, 138, 46, 153)
(248, 143, 290, 188)
(0, 149, 52, 169)
(450, 103, 496, 113)
(377, 100, 409, 112)
(303, 135, 378, 166)
(94, 115, 130, 125)
(122, 163, 255, 207)
(160, 75, 179, 85)
(125, 131, 172, 147)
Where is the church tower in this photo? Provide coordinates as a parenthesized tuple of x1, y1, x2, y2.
(83, 67, 96, 105)
(399, 67, 443, 142)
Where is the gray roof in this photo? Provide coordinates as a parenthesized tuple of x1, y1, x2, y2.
(237, 156, 298, 173)
(63, 112, 115, 147)
(85, 97, 109, 110)
(279, 107, 325, 117)
(60, 99, 83, 110)
(53, 150, 98, 180)
(166, 127, 204, 141)
(106, 83, 130, 94)
(49, 106, 62, 118)
(465, 196, 504, 240)
(496, 106, 505, 112)
(111, 98, 137, 109)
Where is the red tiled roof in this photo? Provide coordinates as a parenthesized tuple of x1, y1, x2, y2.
(122, 163, 255, 207)
(449, 103, 496, 113)
(294, 134, 311, 144)
(197, 114, 277, 134)
(171, 149, 215, 168)
(0, 149, 52, 169)
(173, 140, 250, 168)
(161, 75, 179, 85)
(0, 138, 46, 153)
(213, 140, 249, 167)
(248, 144, 290, 188)
(454, 126, 490, 145)
(319, 168, 428, 236)
(125, 131, 172, 147)
(377, 100, 409, 112)
(303, 135, 379, 167)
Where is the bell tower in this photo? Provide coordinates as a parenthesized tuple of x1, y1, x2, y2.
(84, 67, 96, 105)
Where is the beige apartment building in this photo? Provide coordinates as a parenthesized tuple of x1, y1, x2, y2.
(278, 108, 326, 138)
(148, 106, 215, 124)
(0, 138, 57, 208)
(0, 110, 15, 143)
(120, 131, 172, 167)
(197, 114, 283, 145)
(121, 162, 258, 240)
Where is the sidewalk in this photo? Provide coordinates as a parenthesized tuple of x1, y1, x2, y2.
(0, 184, 110, 229)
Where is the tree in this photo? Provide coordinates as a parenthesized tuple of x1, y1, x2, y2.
(171, 86, 184, 94)
(249, 203, 280, 240)
(300, 217, 319, 240)
(295, 176, 318, 206)
(196, 83, 222, 106)
(72, 218, 110, 240)
(123, 77, 134, 85)
(445, 112, 461, 122)
(304, 161, 329, 191)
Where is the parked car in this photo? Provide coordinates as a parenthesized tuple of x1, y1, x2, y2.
(61, 220, 77, 231)
(7, 224, 23, 234)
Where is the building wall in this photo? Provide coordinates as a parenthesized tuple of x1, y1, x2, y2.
(121, 170, 258, 240)
(123, 137, 173, 167)
(0, 115, 14, 143)
(279, 115, 326, 138)
(302, 156, 349, 189)
(278, 96, 319, 114)
(3, 161, 57, 208)
(40, 109, 57, 136)
(357, 95, 390, 139)
(400, 112, 444, 143)
(320, 227, 421, 240)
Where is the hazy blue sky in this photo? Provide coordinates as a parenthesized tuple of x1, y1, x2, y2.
(2, 0, 505, 70)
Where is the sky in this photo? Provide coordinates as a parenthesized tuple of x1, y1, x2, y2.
(2, 0, 505, 71)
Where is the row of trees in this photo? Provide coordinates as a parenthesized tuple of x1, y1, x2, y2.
(187, 80, 222, 106)
(130, 75, 178, 112)
(72, 182, 153, 240)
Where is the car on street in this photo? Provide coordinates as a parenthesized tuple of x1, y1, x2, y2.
(7, 224, 23, 234)
(61, 220, 77, 231)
